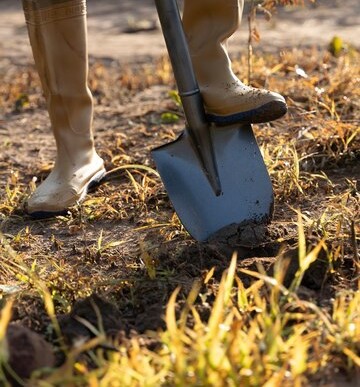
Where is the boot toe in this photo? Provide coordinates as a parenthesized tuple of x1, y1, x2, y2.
(26, 166, 106, 218)
(206, 93, 288, 125)
(26, 188, 80, 218)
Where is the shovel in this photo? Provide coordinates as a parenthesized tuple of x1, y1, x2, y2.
(152, 0, 274, 242)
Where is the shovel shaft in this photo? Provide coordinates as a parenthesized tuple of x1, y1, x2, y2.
(154, 0, 207, 131)
(154, 0, 221, 195)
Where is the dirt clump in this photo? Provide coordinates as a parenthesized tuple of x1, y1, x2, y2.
(5, 324, 55, 385)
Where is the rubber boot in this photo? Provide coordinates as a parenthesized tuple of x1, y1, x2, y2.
(183, 0, 287, 125)
(22, 0, 105, 217)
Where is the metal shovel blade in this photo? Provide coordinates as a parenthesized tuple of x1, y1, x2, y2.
(152, 122, 274, 242)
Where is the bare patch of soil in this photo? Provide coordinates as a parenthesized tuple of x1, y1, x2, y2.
(0, 1, 359, 384)
(0, 0, 359, 65)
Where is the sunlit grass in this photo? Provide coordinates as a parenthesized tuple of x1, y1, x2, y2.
(1, 232, 358, 386)
(0, 43, 359, 385)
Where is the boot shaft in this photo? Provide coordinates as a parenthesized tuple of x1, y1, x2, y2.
(183, 0, 244, 48)
(182, 0, 244, 87)
(22, 0, 93, 136)
(23, 0, 87, 25)
(22, 0, 89, 90)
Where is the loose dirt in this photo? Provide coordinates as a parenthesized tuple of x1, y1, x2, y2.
(0, 0, 359, 385)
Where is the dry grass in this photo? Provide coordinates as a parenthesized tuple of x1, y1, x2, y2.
(0, 42, 359, 386)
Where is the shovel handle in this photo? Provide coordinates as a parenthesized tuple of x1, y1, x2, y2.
(154, 0, 208, 131)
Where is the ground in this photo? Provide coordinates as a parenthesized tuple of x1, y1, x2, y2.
(0, 1, 359, 386)
(1, 0, 360, 62)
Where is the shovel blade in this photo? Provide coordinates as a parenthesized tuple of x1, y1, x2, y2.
(152, 123, 274, 242)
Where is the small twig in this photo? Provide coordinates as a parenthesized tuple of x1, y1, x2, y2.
(247, 1, 256, 85)
(350, 220, 359, 276)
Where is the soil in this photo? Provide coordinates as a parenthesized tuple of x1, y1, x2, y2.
(0, 0, 359, 64)
(5, 324, 55, 385)
(0, 0, 359, 385)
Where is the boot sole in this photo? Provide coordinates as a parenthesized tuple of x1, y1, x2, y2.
(206, 100, 288, 125)
(27, 168, 107, 219)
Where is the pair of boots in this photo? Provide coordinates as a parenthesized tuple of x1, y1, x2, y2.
(23, 0, 287, 217)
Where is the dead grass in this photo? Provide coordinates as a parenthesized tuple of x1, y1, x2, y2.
(0, 44, 359, 386)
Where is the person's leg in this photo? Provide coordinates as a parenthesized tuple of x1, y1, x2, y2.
(22, 0, 105, 217)
(183, 0, 287, 125)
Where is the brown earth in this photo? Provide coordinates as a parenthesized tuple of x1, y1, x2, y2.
(0, 0, 359, 385)
(0, 0, 359, 64)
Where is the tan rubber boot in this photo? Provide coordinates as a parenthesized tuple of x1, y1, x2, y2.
(183, 0, 287, 125)
(23, 0, 105, 217)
